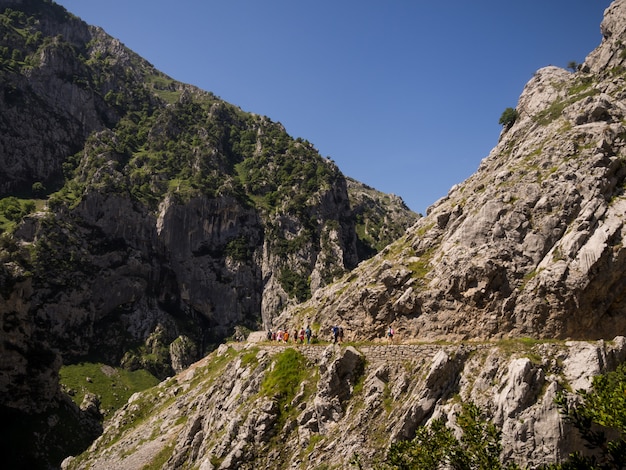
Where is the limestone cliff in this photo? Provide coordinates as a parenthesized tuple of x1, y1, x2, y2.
(0, 1, 417, 466)
(64, 26, 626, 462)
(62, 338, 626, 469)
(0, 0, 415, 385)
(279, 0, 626, 344)
(6, 0, 626, 468)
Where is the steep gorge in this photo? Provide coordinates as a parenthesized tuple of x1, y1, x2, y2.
(4, 0, 626, 468)
(0, 1, 416, 466)
(67, 1, 626, 468)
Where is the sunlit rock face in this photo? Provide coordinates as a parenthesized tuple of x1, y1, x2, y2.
(62, 339, 626, 469)
(7, 0, 626, 468)
(279, 0, 626, 344)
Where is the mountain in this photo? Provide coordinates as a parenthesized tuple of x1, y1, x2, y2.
(5, 0, 626, 467)
(0, 0, 417, 467)
(276, 0, 626, 344)
(60, 1, 626, 469)
(62, 338, 626, 470)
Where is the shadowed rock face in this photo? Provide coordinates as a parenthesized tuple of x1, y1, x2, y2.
(0, 0, 417, 431)
(279, 1, 626, 343)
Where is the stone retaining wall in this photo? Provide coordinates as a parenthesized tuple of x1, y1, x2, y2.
(236, 339, 478, 366)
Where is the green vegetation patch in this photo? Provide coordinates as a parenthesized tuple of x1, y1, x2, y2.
(550, 364, 626, 468)
(0, 196, 39, 233)
(384, 402, 506, 469)
(225, 235, 253, 262)
(145, 73, 181, 104)
(240, 347, 260, 368)
(279, 267, 311, 302)
(142, 442, 176, 470)
(59, 362, 159, 417)
(533, 87, 600, 126)
(260, 349, 309, 407)
(518, 267, 543, 292)
(567, 75, 594, 96)
(407, 246, 436, 287)
(189, 347, 238, 390)
(495, 337, 563, 366)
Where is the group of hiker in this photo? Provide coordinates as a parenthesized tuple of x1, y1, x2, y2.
(267, 326, 313, 344)
(265, 324, 396, 344)
(265, 325, 345, 344)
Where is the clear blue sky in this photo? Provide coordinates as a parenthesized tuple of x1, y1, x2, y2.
(55, 0, 613, 214)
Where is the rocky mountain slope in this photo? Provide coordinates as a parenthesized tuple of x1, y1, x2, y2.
(62, 337, 626, 470)
(60, 1, 626, 468)
(275, 0, 626, 344)
(5, 0, 626, 467)
(0, 0, 417, 466)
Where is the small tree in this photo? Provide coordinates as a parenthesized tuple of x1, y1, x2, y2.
(32, 181, 46, 197)
(382, 402, 520, 469)
(567, 61, 579, 72)
(384, 418, 456, 469)
(550, 363, 626, 469)
(499, 107, 519, 130)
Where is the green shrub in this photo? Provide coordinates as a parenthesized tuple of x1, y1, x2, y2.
(225, 235, 252, 262)
(0, 196, 27, 222)
(567, 61, 579, 72)
(499, 107, 519, 129)
(0, 196, 38, 232)
(551, 362, 626, 468)
(32, 181, 46, 196)
(382, 402, 519, 469)
(279, 267, 311, 302)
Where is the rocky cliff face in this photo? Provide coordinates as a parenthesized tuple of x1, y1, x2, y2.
(0, 2, 417, 466)
(62, 338, 626, 469)
(278, 0, 626, 344)
(0, 0, 125, 194)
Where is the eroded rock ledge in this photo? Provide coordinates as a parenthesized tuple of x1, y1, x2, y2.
(63, 337, 626, 469)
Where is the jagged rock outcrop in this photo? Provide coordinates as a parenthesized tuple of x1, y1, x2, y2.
(278, 0, 626, 344)
(62, 337, 626, 469)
